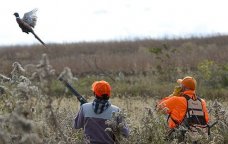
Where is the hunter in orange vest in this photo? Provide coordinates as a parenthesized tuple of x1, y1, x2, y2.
(156, 76, 209, 129)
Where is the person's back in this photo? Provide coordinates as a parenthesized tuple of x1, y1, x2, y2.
(158, 90, 209, 128)
(156, 76, 209, 137)
(74, 80, 129, 144)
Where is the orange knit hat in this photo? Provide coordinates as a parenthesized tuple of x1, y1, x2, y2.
(91, 80, 111, 97)
(177, 76, 197, 90)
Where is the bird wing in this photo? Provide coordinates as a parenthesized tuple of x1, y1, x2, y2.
(22, 8, 38, 28)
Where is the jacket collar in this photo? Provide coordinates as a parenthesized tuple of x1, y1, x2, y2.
(182, 90, 197, 100)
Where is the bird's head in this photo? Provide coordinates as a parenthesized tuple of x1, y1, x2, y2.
(13, 12, 19, 18)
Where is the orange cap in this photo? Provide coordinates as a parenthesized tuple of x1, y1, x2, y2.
(177, 76, 196, 90)
(91, 80, 111, 97)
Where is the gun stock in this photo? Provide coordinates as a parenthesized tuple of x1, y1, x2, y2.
(58, 77, 87, 105)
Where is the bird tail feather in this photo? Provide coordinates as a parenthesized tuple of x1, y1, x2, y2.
(31, 31, 47, 48)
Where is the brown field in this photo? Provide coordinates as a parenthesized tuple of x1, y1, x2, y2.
(0, 35, 228, 143)
(1, 35, 228, 75)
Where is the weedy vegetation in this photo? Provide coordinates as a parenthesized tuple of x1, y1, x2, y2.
(0, 36, 228, 143)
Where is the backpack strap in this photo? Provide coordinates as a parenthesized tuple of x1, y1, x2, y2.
(167, 115, 179, 125)
(182, 94, 191, 129)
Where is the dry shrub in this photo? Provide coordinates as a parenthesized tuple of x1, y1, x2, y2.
(0, 43, 227, 143)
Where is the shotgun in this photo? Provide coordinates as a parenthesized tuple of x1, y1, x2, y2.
(208, 120, 218, 135)
(58, 77, 87, 105)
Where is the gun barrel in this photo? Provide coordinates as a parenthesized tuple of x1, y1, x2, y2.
(209, 121, 218, 128)
(59, 77, 87, 105)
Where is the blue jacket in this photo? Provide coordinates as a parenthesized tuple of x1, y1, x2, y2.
(74, 102, 129, 144)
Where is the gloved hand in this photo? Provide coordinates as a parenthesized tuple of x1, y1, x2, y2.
(169, 86, 182, 96)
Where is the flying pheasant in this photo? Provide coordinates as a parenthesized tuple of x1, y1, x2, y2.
(14, 9, 47, 48)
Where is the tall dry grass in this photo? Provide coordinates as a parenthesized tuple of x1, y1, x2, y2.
(0, 35, 228, 143)
(0, 49, 227, 143)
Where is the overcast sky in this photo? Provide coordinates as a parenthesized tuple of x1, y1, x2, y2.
(1, 0, 228, 46)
